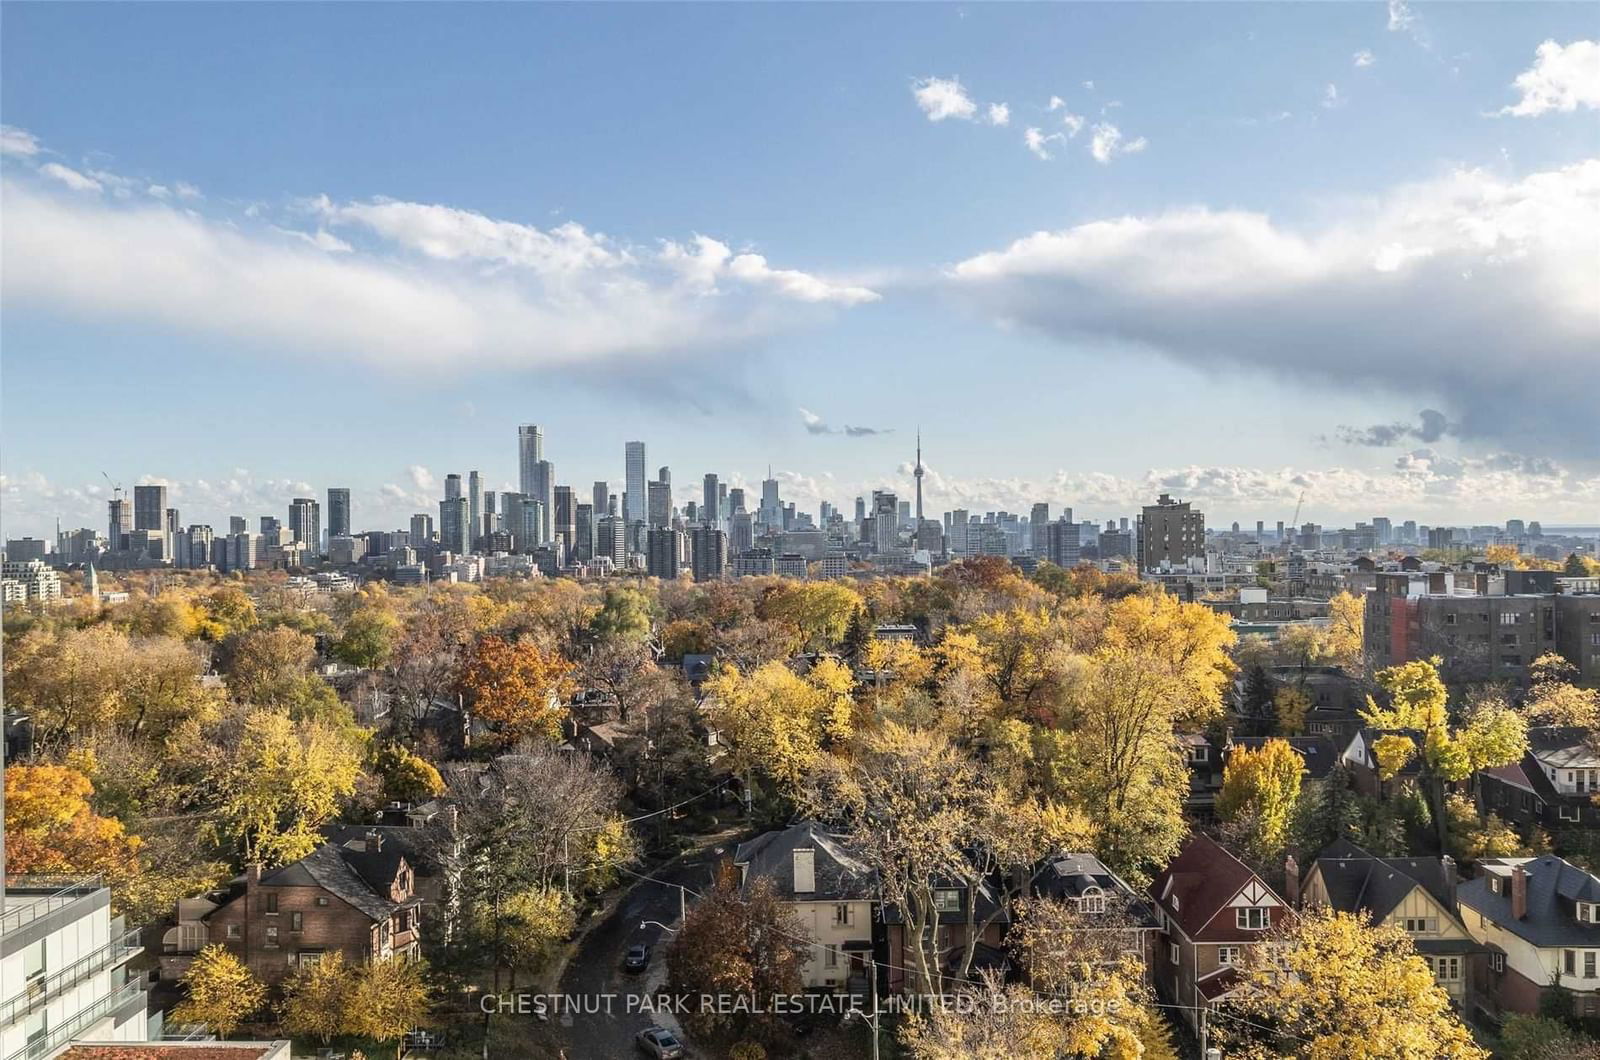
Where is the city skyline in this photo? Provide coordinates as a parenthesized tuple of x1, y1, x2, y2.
(3, 3, 1598, 537)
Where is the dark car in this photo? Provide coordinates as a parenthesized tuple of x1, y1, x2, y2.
(635, 1025, 685, 1059)
(623, 942, 652, 972)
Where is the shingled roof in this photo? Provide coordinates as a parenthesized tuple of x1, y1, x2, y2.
(258, 841, 402, 923)
(1308, 838, 1456, 922)
(734, 820, 875, 902)
(1149, 833, 1285, 942)
(1458, 855, 1600, 949)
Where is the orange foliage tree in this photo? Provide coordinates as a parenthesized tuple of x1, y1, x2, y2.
(459, 635, 575, 744)
(4, 763, 142, 885)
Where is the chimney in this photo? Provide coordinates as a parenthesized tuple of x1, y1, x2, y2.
(367, 829, 384, 852)
(1284, 856, 1300, 907)
(1512, 864, 1528, 920)
(793, 848, 816, 894)
(246, 863, 262, 893)
(1441, 855, 1458, 911)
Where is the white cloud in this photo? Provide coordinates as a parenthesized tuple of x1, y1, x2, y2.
(1047, 95, 1067, 111)
(948, 161, 1600, 450)
(1023, 128, 1062, 161)
(911, 76, 977, 122)
(986, 102, 1011, 127)
(1353, 50, 1375, 68)
(2, 155, 878, 372)
(1322, 83, 1343, 109)
(1088, 123, 1146, 163)
(1499, 40, 1600, 117)
(1062, 113, 1085, 137)
(408, 465, 435, 491)
(39, 162, 103, 193)
(174, 181, 202, 200)
(1387, 0, 1415, 34)
(798, 408, 891, 437)
(0, 125, 41, 157)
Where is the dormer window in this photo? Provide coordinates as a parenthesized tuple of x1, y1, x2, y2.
(1578, 902, 1598, 923)
(1237, 907, 1270, 930)
(1079, 888, 1106, 915)
(1187, 746, 1209, 764)
(933, 889, 962, 913)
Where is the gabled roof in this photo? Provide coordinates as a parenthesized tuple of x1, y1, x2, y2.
(1343, 728, 1427, 777)
(1231, 736, 1339, 780)
(1481, 760, 1538, 795)
(1309, 838, 1457, 923)
(1458, 854, 1600, 949)
(258, 842, 404, 923)
(1527, 726, 1599, 771)
(734, 820, 875, 902)
(1149, 834, 1284, 942)
(1030, 852, 1158, 929)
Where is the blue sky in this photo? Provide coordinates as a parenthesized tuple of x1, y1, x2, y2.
(3, 2, 1597, 538)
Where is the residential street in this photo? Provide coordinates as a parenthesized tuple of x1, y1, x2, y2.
(547, 842, 726, 1059)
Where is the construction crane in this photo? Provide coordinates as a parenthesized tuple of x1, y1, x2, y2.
(101, 471, 123, 499)
(1290, 489, 1305, 531)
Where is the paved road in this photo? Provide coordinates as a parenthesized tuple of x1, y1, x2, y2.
(550, 843, 728, 1059)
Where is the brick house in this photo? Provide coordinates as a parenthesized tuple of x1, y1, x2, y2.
(1148, 834, 1287, 1041)
(1475, 726, 1600, 832)
(1457, 855, 1600, 1020)
(160, 830, 422, 984)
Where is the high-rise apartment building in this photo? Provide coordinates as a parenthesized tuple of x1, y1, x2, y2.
(288, 497, 321, 554)
(1136, 493, 1204, 571)
(553, 485, 575, 552)
(1045, 519, 1082, 567)
(689, 525, 728, 582)
(327, 487, 351, 539)
(518, 424, 544, 496)
(445, 474, 462, 501)
(410, 513, 434, 546)
(648, 479, 672, 528)
(593, 481, 610, 520)
(1030, 503, 1050, 556)
(760, 473, 781, 529)
(703, 474, 720, 529)
(107, 498, 131, 551)
(133, 484, 167, 531)
(468, 472, 483, 544)
(574, 502, 595, 562)
(625, 442, 647, 526)
(439, 496, 470, 554)
(647, 527, 685, 579)
(730, 512, 755, 554)
(596, 514, 627, 567)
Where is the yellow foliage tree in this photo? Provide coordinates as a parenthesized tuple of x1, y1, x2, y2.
(173, 944, 266, 1039)
(1216, 908, 1486, 1059)
(705, 659, 857, 797)
(213, 710, 364, 865)
(1217, 739, 1305, 862)
(345, 957, 431, 1060)
(1275, 685, 1311, 736)
(3, 763, 142, 894)
(279, 950, 356, 1044)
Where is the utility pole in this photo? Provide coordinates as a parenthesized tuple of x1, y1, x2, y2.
(869, 959, 880, 1060)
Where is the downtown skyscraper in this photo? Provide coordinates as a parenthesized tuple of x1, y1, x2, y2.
(518, 425, 543, 496)
(625, 441, 647, 526)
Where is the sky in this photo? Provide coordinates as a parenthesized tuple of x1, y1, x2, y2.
(2, 2, 1597, 539)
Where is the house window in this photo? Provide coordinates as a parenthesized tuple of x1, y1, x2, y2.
(298, 951, 324, 967)
(1579, 903, 1597, 923)
(265, 927, 279, 949)
(1080, 890, 1107, 914)
(1565, 950, 1577, 975)
(1561, 805, 1581, 822)
(1500, 612, 1520, 625)
(226, 924, 242, 939)
(1218, 946, 1240, 965)
(1587, 952, 1597, 979)
(316, 896, 329, 907)
(1237, 907, 1270, 930)
(1434, 956, 1462, 982)
(263, 893, 278, 915)
(1491, 952, 1506, 973)
(834, 904, 853, 927)
(1187, 746, 1209, 764)
(1170, 943, 1180, 965)
(824, 946, 838, 968)
(933, 889, 962, 913)
(290, 912, 303, 932)
(1403, 917, 1438, 935)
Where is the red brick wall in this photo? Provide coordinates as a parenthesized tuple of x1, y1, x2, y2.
(208, 884, 378, 983)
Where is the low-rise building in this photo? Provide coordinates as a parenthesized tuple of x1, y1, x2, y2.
(1476, 726, 1600, 831)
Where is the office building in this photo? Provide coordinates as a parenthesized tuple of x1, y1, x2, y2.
(439, 496, 470, 554)
(5, 538, 48, 563)
(593, 481, 610, 520)
(730, 512, 755, 553)
(531, 460, 554, 543)
(760, 472, 782, 530)
(132, 484, 167, 532)
(107, 498, 131, 552)
(518, 424, 544, 496)
(703, 474, 720, 529)
(327, 487, 351, 539)
(732, 547, 775, 578)
(574, 502, 595, 562)
(410, 513, 434, 546)
(1045, 519, 1081, 568)
(625, 442, 647, 526)
(483, 491, 497, 537)
(1030, 503, 1050, 556)
(1136, 493, 1204, 571)
(596, 514, 628, 568)
(553, 485, 575, 553)
(445, 473, 462, 501)
(648, 479, 672, 528)
(288, 498, 321, 555)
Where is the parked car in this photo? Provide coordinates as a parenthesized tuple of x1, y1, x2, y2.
(623, 942, 652, 972)
(636, 1025, 685, 1059)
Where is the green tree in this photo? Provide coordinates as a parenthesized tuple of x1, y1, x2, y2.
(589, 586, 655, 643)
(335, 605, 401, 669)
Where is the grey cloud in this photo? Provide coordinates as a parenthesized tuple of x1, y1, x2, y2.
(1338, 408, 1456, 447)
(800, 408, 893, 437)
